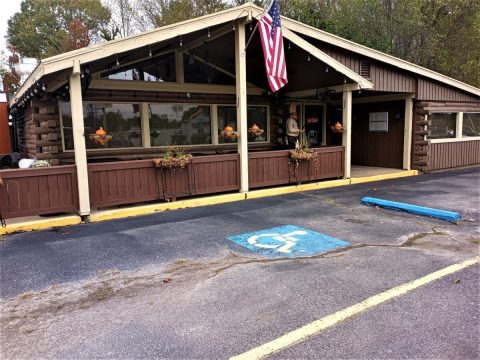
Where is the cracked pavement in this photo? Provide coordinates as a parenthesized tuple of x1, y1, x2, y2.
(1, 167, 479, 359)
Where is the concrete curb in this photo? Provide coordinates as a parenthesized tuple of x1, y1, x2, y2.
(0, 216, 82, 236)
(1, 170, 419, 232)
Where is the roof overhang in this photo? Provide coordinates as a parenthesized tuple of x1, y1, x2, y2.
(10, 2, 479, 107)
(9, 3, 255, 107)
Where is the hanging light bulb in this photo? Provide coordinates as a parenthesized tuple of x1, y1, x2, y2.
(307, 54, 311, 62)
(232, 21, 235, 31)
(344, 77, 347, 84)
(179, 36, 183, 47)
(149, 45, 152, 57)
(325, 66, 329, 73)
(288, 41, 291, 50)
(207, 28, 211, 38)
(249, 22, 253, 31)
(116, 56, 120, 66)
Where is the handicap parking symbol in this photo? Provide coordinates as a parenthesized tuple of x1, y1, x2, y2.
(227, 225, 350, 257)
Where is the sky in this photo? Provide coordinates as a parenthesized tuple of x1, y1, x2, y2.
(1, 0, 22, 56)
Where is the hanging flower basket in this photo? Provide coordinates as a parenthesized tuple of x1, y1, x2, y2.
(220, 129, 240, 141)
(330, 122, 344, 134)
(89, 134, 113, 145)
(89, 127, 112, 146)
(248, 124, 264, 138)
(154, 154, 193, 170)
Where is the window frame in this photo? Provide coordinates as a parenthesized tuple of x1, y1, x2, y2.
(215, 104, 270, 145)
(428, 111, 480, 144)
(60, 101, 271, 152)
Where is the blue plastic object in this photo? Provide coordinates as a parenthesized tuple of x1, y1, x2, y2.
(361, 197, 462, 222)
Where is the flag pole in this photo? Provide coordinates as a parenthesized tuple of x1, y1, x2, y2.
(244, 3, 270, 53)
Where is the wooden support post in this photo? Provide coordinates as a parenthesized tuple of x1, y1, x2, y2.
(69, 60, 91, 216)
(403, 97, 413, 170)
(456, 112, 463, 139)
(342, 90, 352, 179)
(141, 103, 151, 148)
(235, 19, 249, 193)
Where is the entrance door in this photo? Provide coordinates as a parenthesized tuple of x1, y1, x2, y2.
(351, 100, 404, 168)
(303, 104, 325, 147)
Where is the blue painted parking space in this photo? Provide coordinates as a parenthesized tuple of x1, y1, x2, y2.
(227, 225, 350, 257)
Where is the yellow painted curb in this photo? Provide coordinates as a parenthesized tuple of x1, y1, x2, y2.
(89, 192, 246, 223)
(0, 216, 82, 236)
(296, 179, 351, 192)
(246, 179, 350, 200)
(350, 170, 418, 185)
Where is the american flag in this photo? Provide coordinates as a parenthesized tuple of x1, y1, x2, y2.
(258, 0, 288, 92)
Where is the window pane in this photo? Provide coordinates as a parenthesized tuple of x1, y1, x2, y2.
(101, 52, 176, 82)
(217, 106, 268, 143)
(462, 113, 480, 137)
(183, 54, 235, 85)
(149, 104, 211, 146)
(247, 107, 267, 142)
(217, 106, 238, 143)
(428, 113, 456, 139)
(62, 103, 142, 150)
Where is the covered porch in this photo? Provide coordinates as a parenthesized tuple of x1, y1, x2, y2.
(2, 4, 414, 220)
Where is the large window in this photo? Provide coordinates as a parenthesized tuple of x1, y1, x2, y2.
(217, 106, 268, 143)
(61, 103, 142, 150)
(61, 102, 270, 151)
(462, 113, 480, 137)
(101, 52, 176, 82)
(183, 53, 235, 85)
(428, 113, 456, 139)
(149, 104, 211, 146)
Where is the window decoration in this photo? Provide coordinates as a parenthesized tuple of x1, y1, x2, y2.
(220, 124, 240, 141)
(217, 106, 268, 143)
(149, 104, 211, 146)
(89, 127, 113, 146)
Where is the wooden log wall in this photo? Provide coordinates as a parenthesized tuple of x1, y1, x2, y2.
(412, 102, 432, 172)
(24, 100, 62, 165)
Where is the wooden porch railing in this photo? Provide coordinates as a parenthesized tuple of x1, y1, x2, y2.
(87, 154, 240, 208)
(0, 147, 344, 218)
(0, 165, 79, 219)
(249, 147, 344, 189)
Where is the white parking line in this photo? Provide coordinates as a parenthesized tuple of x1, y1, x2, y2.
(230, 257, 480, 360)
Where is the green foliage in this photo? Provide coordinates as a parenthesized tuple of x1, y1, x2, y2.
(7, 0, 111, 59)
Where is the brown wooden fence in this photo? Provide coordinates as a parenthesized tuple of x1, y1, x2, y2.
(427, 140, 480, 171)
(0, 165, 78, 219)
(0, 148, 345, 218)
(88, 154, 240, 208)
(249, 147, 344, 188)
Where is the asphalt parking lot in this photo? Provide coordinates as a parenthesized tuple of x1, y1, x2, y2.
(1, 167, 479, 359)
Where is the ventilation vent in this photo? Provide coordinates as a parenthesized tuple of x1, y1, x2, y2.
(360, 61, 371, 79)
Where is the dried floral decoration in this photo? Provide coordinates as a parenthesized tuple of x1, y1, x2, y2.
(154, 147, 193, 170)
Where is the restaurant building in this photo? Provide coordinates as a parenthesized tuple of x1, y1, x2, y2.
(1, 3, 479, 220)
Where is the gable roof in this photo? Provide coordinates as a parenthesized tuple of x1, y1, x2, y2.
(9, 2, 479, 107)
